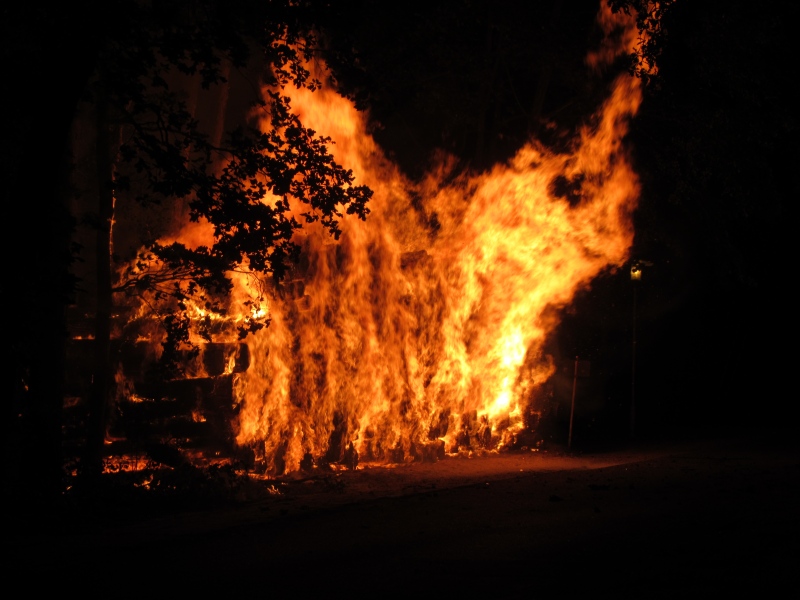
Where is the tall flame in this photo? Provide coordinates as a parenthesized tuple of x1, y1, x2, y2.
(112, 2, 644, 474)
(227, 2, 643, 473)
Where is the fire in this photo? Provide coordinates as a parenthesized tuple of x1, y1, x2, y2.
(112, 1, 643, 475)
(226, 3, 643, 474)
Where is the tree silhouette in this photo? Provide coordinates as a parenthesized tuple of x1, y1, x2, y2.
(6, 0, 372, 495)
(80, 0, 373, 481)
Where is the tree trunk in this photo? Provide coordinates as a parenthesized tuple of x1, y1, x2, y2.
(83, 93, 116, 483)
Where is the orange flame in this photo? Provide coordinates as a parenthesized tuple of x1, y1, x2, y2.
(115, 1, 644, 475)
(228, 2, 643, 473)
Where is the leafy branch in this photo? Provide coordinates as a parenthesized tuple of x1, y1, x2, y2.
(92, 0, 372, 374)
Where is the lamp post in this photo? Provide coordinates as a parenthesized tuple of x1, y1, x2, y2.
(629, 259, 651, 439)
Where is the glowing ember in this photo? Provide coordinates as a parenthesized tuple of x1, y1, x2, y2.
(115, 1, 643, 475)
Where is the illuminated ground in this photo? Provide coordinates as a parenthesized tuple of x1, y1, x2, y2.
(11, 430, 799, 595)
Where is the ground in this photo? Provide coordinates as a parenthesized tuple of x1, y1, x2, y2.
(8, 427, 799, 596)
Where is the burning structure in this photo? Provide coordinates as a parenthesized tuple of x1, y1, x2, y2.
(63, 1, 646, 479)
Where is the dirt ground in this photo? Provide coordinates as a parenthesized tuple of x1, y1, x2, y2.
(9, 428, 800, 596)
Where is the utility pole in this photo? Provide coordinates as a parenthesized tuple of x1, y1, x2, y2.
(569, 356, 578, 450)
(629, 260, 651, 439)
(631, 276, 638, 439)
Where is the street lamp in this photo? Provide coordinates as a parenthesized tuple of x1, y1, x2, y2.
(630, 263, 642, 281)
(630, 259, 652, 439)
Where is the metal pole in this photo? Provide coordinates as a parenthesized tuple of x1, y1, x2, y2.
(631, 283, 637, 439)
(569, 356, 578, 450)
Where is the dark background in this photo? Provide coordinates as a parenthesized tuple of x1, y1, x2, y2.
(3, 2, 798, 592)
(3, 0, 797, 494)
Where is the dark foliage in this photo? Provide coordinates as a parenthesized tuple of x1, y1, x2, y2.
(608, 0, 677, 85)
(4, 0, 373, 500)
(95, 1, 371, 367)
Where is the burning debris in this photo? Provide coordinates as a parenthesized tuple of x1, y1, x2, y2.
(231, 5, 642, 475)
(66, 1, 644, 479)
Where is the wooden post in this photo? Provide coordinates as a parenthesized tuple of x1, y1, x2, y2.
(568, 356, 578, 450)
